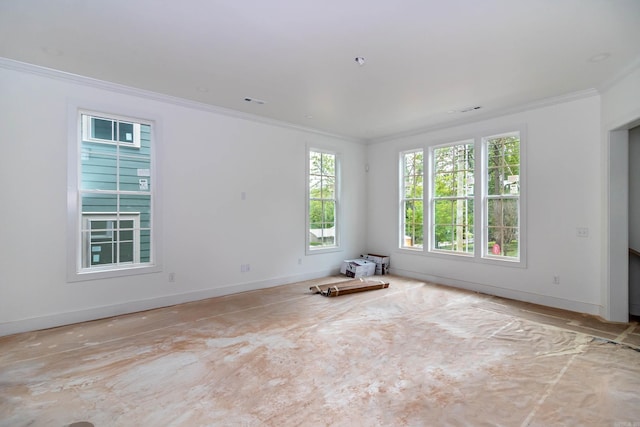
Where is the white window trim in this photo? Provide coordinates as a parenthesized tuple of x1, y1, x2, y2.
(306, 146, 342, 255)
(67, 103, 162, 282)
(480, 130, 525, 265)
(428, 140, 475, 257)
(399, 148, 425, 251)
(397, 126, 526, 268)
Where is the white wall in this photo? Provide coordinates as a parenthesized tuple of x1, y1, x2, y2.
(367, 95, 603, 314)
(600, 63, 640, 321)
(629, 126, 640, 315)
(0, 63, 368, 336)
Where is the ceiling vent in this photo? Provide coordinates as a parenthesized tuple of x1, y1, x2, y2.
(459, 106, 482, 113)
(244, 97, 267, 105)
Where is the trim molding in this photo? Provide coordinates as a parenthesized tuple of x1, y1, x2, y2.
(0, 268, 339, 337)
(369, 88, 600, 144)
(0, 57, 362, 144)
(392, 268, 602, 316)
(598, 55, 640, 93)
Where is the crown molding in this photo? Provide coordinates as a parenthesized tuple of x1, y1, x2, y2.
(369, 88, 600, 144)
(0, 57, 363, 144)
(598, 55, 640, 93)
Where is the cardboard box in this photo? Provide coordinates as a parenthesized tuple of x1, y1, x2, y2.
(364, 253, 390, 275)
(340, 259, 376, 278)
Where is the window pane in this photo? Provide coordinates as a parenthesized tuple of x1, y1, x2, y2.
(309, 175, 321, 196)
(82, 193, 117, 213)
(309, 151, 322, 175)
(80, 146, 117, 191)
(91, 117, 114, 141)
(309, 200, 322, 226)
(404, 200, 423, 247)
(434, 225, 452, 249)
(118, 122, 135, 143)
(434, 173, 454, 197)
(119, 241, 134, 263)
(120, 194, 151, 216)
(323, 176, 335, 199)
(322, 201, 335, 226)
(486, 136, 520, 196)
(119, 153, 151, 192)
(321, 153, 335, 176)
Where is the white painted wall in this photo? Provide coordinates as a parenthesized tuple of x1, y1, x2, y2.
(600, 63, 640, 321)
(0, 64, 368, 336)
(367, 95, 603, 315)
(629, 126, 640, 315)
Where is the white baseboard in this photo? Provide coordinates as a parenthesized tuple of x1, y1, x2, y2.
(393, 268, 602, 316)
(0, 269, 338, 337)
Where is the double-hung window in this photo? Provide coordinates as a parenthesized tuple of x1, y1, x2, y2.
(307, 149, 339, 252)
(400, 150, 424, 249)
(431, 141, 475, 254)
(69, 110, 156, 279)
(483, 133, 521, 259)
(400, 129, 523, 264)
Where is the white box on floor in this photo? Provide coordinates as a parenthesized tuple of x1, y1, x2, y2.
(364, 253, 390, 275)
(340, 259, 376, 278)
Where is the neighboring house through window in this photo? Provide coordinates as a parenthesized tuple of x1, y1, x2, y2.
(68, 109, 157, 280)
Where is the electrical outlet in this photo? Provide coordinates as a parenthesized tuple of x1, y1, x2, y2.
(169, 272, 175, 282)
(576, 227, 589, 238)
(298, 258, 302, 265)
(553, 275, 560, 285)
(240, 264, 251, 273)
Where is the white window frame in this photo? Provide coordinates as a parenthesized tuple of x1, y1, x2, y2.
(400, 149, 424, 250)
(306, 146, 341, 254)
(398, 127, 526, 267)
(82, 114, 141, 148)
(481, 131, 523, 263)
(429, 140, 475, 256)
(67, 104, 162, 282)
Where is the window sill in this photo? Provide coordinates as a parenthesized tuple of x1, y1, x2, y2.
(68, 263, 161, 283)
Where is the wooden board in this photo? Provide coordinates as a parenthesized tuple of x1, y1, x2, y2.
(310, 279, 389, 297)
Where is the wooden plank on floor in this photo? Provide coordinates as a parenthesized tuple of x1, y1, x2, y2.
(310, 279, 390, 297)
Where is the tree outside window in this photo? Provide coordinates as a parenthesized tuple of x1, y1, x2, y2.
(308, 150, 338, 250)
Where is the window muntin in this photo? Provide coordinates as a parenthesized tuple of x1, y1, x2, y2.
(484, 133, 520, 260)
(77, 111, 153, 273)
(400, 130, 522, 264)
(82, 114, 141, 148)
(308, 149, 339, 251)
(401, 150, 424, 249)
(431, 142, 474, 254)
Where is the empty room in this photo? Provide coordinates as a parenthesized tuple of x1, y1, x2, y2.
(2, 1, 640, 426)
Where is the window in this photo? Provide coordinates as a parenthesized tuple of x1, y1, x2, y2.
(69, 110, 155, 278)
(400, 130, 523, 264)
(82, 214, 140, 267)
(401, 150, 424, 249)
(307, 149, 339, 252)
(431, 142, 475, 254)
(82, 114, 141, 148)
(484, 132, 520, 260)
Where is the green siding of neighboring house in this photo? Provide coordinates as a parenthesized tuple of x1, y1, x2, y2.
(81, 123, 152, 264)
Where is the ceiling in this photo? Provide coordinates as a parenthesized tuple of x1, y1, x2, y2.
(1, 0, 639, 141)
